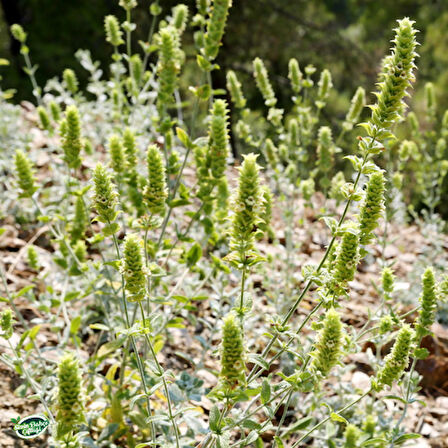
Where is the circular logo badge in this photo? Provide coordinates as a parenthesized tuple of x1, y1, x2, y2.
(12, 414, 50, 439)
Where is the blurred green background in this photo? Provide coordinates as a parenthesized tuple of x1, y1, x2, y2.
(1, 0, 447, 109)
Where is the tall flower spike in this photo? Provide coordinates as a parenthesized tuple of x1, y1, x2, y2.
(258, 185, 273, 239)
(14, 150, 37, 197)
(49, 101, 61, 123)
(310, 308, 343, 377)
(381, 266, 395, 295)
(424, 82, 436, 119)
(344, 87, 365, 129)
(370, 18, 418, 128)
(316, 69, 332, 106)
(263, 138, 279, 169)
(415, 267, 437, 339)
(172, 4, 189, 34)
(120, 234, 147, 303)
(61, 105, 82, 169)
(208, 99, 230, 179)
(333, 228, 359, 286)
(0, 308, 14, 340)
(220, 312, 245, 387)
(108, 134, 125, 174)
(63, 69, 79, 95)
(228, 154, 263, 267)
(358, 171, 386, 245)
(203, 0, 232, 60)
(27, 245, 39, 269)
(253, 58, 276, 107)
(143, 145, 168, 215)
(226, 70, 246, 109)
(157, 26, 181, 106)
(288, 58, 303, 93)
(104, 15, 123, 46)
(123, 128, 138, 172)
(375, 324, 414, 389)
(55, 352, 85, 439)
(92, 163, 119, 225)
(71, 196, 87, 243)
(131, 54, 143, 87)
(316, 126, 334, 174)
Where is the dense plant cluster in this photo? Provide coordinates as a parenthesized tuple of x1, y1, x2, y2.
(0, 3, 447, 448)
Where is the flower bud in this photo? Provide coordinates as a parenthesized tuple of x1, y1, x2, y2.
(120, 234, 147, 302)
(358, 171, 386, 245)
(27, 245, 39, 270)
(0, 308, 14, 340)
(381, 267, 395, 294)
(203, 0, 232, 60)
(317, 126, 334, 174)
(63, 69, 79, 95)
(344, 87, 365, 128)
(49, 101, 61, 123)
(220, 312, 245, 387)
(344, 424, 360, 448)
(288, 58, 303, 93)
(10, 24, 27, 43)
(55, 352, 85, 439)
(71, 196, 87, 243)
(143, 145, 168, 215)
(226, 70, 246, 109)
(311, 308, 343, 377)
(104, 15, 123, 46)
(263, 138, 279, 169)
(253, 57, 276, 107)
(37, 106, 51, 131)
(415, 267, 437, 339)
(92, 163, 119, 225)
(317, 69, 332, 104)
(172, 4, 189, 34)
(14, 150, 37, 197)
(108, 134, 125, 174)
(424, 82, 436, 119)
(207, 99, 229, 179)
(375, 324, 414, 389)
(61, 105, 82, 169)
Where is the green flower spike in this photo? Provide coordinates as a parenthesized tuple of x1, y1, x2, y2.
(50, 101, 61, 123)
(172, 4, 189, 34)
(63, 69, 79, 95)
(228, 154, 264, 267)
(120, 234, 147, 303)
(258, 185, 274, 240)
(123, 128, 138, 172)
(358, 171, 386, 245)
(344, 87, 365, 130)
(104, 15, 123, 47)
(226, 70, 246, 109)
(27, 245, 39, 269)
(375, 324, 414, 390)
(91, 163, 119, 231)
(143, 145, 168, 215)
(253, 57, 276, 107)
(311, 308, 343, 378)
(370, 18, 418, 128)
(207, 99, 230, 180)
(333, 228, 359, 286)
(0, 308, 14, 340)
(344, 424, 360, 448)
(157, 26, 181, 105)
(316, 68, 332, 107)
(316, 126, 334, 174)
(10, 24, 27, 43)
(203, 0, 232, 61)
(131, 54, 143, 87)
(71, 196, 87, 243)
(415, 267, 438, 339)
(55, 352, 85, 439)
(263, 138, 279, 169)
(37, 106, 51, 131)
(220, 312, 245, 387)
(14, 150, 37, 198)
(108, 134, 125, 174)
(424, 82, 436, 119)
(381, 267, 395, 295)
(288, 58, 303, 93)
(61, 105, 82, 169)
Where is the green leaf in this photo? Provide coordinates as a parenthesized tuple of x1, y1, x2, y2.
(70, 316, 82, 335)
(89, 323, 110, 331)
(274, 436, 285, 448)
(186, 242, 202, 267)
(241, 419, 261, 430)
(261, 379, 271, 404)
(209, 405, 220, 433)
(394, 433, 421, 445)
(29, 325, 41, 341)
(330, 412, 348, 424)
